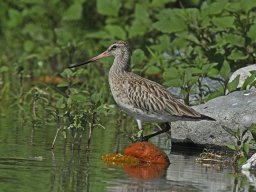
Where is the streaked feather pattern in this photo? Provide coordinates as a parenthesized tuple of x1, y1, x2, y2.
(106, 41, 215, 123)
(115, 73, 202, 118)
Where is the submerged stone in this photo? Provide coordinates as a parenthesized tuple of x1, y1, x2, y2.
(124, 142, 170, 164)
(124, 162, 168, 180)
(101, 153, 140, 166)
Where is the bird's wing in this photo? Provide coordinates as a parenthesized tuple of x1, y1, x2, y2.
(123, 74, 201, 118)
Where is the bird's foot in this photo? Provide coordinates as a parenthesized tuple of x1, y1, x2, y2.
(129, 131, 148, 142)
(131, 123, 171, 142)
(140, 123, 171, 141)
(140, 135, 150, 142)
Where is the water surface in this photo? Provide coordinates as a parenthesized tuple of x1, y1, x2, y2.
(0, 110, 255, 192)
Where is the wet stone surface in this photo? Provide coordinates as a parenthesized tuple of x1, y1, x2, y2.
(171, 89, 256, 147)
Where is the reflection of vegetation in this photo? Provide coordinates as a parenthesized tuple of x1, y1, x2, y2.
(1, 0, 256, 145)
(196, 149, 229, 166)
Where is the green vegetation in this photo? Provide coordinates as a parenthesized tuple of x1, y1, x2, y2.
(1, 0, 256, 146)
(222, 124, 256, 167)
(222, 124, 256, 166)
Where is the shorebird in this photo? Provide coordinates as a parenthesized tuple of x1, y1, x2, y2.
(69, 41, 215, 141)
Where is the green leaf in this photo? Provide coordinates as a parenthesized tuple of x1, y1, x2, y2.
(237, 156, 247, 166)
(20, 0, 44, 4)
(188, 76, 199, 87)
(207, 68, 219, 77)
(86, 31, 109, 39)
(129, 20, 147, 37)
(212, 16, 235, 29)
(240, 0, 256, 12)
(227, 75, 240, 92)
(241, 74, 256, 89)
(153, 10, 187, 33)
(190, 67, 202, 75)
(228, 51, 248, 61)
(225, 2, 241, 12)
(70, 94, 87, 103)
(145, 66, 161, 75)
(247, 24, 256, 42)
(227, 144, 236, 151)
(151, 0, 176, 7)
(135, 4, 150, 24)
(131, 49, 145, 64)
(222, 125, 237, 137)
(55, 27, 73, 44)
(164, 79, 183, 87)
(105, 25, 126, 39)
(56, 97, 66, 109)
(201, 1, 228, 16)
(153, 18, 187, 33)
(249, 124, 256, 141)
(0, 66, 9, 73)
(57, 82, 68, 88)
(61, 69, 73, 79)
(24, 41, 34, 52)
(163, 67, 180, 80)
(219, 61, 231, 80)
(158, 35, 170, 50)
(63, 2, 83, 21)
(97, 0, 121, 17)
(224, 34, 245, 47)
(7, 9, 22, 28)
(204, 88, 224, 101)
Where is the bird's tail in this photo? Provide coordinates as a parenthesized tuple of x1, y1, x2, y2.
(200, 114, 216, 121)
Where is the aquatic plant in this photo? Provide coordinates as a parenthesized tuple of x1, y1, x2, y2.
(222, 124, 256, 167)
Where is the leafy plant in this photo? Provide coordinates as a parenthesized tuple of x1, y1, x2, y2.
(222, 124, 256, 167)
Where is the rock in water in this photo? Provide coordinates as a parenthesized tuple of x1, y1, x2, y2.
(124, 142, 170, 164)
(171, 90, 256, 147)
(124, 163, 168, 180)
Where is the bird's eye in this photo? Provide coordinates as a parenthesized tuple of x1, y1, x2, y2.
(111, 45, 117, 49)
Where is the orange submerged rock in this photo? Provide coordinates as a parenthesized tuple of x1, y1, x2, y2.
(124, 142, 170, 164)
(124, 163, 168, 180)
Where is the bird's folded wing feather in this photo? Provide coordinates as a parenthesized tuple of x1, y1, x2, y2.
(123, 75, 201, 118)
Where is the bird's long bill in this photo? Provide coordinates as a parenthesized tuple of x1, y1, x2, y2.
(68, 51, 110, 68)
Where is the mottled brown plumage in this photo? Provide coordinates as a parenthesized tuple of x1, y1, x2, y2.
(69, 41, 215, 140)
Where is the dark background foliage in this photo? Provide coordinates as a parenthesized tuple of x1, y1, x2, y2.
(0, 0, 256, 127)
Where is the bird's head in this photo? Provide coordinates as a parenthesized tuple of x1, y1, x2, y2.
(69, 41, 130, 68)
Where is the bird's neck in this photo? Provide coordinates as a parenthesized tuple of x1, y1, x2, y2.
(110, 51, 131, 75)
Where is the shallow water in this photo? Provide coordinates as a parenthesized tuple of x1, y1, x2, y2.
(0, 112, 256, 192)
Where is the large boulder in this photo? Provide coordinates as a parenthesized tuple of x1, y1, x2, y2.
(171, 89, 256, 147)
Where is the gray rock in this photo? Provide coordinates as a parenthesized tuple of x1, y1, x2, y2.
(229, 64, 256, 88)
(167, 77, 223, 105)
(171, 89, 256, 147)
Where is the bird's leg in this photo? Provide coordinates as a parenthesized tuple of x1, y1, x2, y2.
(136, 119, 144, 141)
(142, 123, 171, 141)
